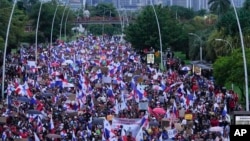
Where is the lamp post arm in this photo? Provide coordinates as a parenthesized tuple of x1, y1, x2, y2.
(50, 4, 59, 56)
(225, 40, 233, 51)
(35, 1, 43, 64)
(1, 0, 17, 98)
(231, 0, 249, 111)
(60, 3, 68, 40)
(150, 0, 163, 70)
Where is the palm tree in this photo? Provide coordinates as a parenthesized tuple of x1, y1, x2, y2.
(208, 0, 231, 16)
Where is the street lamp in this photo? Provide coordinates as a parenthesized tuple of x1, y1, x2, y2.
(215, 38, 234, 90)
(60, 3, 68, 40)
(64, 9, 70, 41)
(231, 0, 249, 111)
(35, 1, 43, 64)
(1, 0, 17, 99)
(189, 33, 202, 62)
(150, 0, 163, 71)
(50, 4, 59, 56)
(215, 38, 233, 52)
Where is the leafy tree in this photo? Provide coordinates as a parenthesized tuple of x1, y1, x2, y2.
(29, 1, 75, 43)
(216, 9, 250, 48)
(213, 48, 250, 100)
(208, 0, 231, 16)
(169, 6, 195, 20)
(0, 1, 28, 49)
(86, 24, 121, 35)
(124, 5, 186, 52)
(89, 3, 117, 17)
(17, 0, 39, 14)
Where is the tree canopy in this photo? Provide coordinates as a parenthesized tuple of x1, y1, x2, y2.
(124, 5, 188, 52)
(208, 0, 231, 16)
(213, 48, 250, 99)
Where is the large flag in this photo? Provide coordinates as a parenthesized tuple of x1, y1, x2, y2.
(135, 84, 146, 102)
(102, 119, 114, 140)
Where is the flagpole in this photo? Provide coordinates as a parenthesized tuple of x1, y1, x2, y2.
(1, 0, 17, 99)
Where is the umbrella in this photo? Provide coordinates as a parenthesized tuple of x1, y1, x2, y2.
(46, 134, 61, 138)
(92, 118, 104, 125)
(149, 121, 159, 126)
(63, 82, 74, 88)
(153, 107, 166, 115)
(64, 60, 74, 64)
(17, 96, 30, 103)
(42, 92, 54, 97)
(181, 66, 191, 71)
(61, 62, 68, 66)
(65, 110, 77, 116)
(52, 71, 60, 76)
(51, 62, 60, 67)
(27, 110, 42, 115)
(209, 126, 223, 132)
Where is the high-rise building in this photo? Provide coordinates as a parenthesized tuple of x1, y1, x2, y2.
(84, 0, 246, 10)
(233, 0, 245, 7)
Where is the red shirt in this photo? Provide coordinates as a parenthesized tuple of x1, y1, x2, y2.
(210, 119, 219, 127)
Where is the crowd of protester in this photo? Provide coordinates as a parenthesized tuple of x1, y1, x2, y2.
(0, 35, 242, 141)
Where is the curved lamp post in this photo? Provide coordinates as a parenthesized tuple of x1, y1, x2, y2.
(2, 0, 17, 98)
(50, 4, 59, 54)
(35, 1, 43, 64)
(64, 9, 70, 41)
(189, 33, 202, 62)
(150, 0, 163, 71)
(215, 38, 234, 90)
(59, 3, 68, 40)
(215, 38, 233, 52)
(231, 0, 249, 111)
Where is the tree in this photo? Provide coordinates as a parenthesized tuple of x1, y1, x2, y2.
(17, 0, 39, 14)
(90, 3, 117, 17)
(208, 0, 231, 16)
(169, 6, 195, 21)
(124, 5, 186, 52)
(213, 48, 250, 100)
(216, 8, 250, 49)
(29, 1, 74, 43)
(0, 0, 28, 49)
